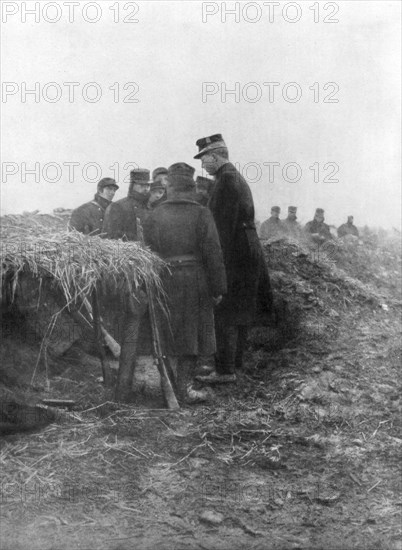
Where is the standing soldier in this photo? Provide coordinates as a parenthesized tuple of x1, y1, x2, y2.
(283, 206, 302, 239)
(195, 175, 214, 206)
(337, 216, 359, 238)
(304, 208, 333, 243)
(102, 169, 152, 402)
(260, 206, 285, 240)
(69, 178, 119, 235)
(152, 167, 169, 188)
(143, 163, 227, 403)
(149, 180, 166, 209)
(149, 167, 168, 208)
(193, 134, 273, 383)
(102, 169, 151, 240)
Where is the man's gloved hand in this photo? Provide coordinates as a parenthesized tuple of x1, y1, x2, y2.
(212, 295, 223, 306)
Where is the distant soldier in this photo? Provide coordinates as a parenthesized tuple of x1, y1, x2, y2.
(103, 169, 151, 241)
(304, 208, 332, 243)
(337, 216, 359, 238)
(195, 175, 214, 206)
(193, 133, 273, 384)
(152, 167, 169, 188)
(260, 206, 285, 239)
(69, 178, 119, 235)
(149, 167, 168, 208)
(283, 206, 302, 238)
(143, 163, 227, 403)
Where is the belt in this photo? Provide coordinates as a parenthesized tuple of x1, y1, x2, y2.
(164, 254, 200, 267)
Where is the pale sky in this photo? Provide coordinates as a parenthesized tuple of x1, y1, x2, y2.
(1, 0, 401, 229)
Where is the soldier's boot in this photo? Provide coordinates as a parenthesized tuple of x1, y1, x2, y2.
(176, 356, 199, 405)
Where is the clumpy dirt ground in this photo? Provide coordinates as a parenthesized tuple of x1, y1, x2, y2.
(1, 234, 401, 549)
(1, 302, 401, 550)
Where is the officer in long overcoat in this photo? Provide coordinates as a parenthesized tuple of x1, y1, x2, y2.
(143, 162, 227, 402)
(193, 134, 273, 383)
(102, 169, 151, 240)
(69, 178, 119, 235)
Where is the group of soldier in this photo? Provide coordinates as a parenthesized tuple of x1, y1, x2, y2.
(69, 134, 273, 404)
(259, 205, 360, 243)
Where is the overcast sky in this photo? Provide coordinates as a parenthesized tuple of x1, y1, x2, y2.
(1, 0, 401, 229)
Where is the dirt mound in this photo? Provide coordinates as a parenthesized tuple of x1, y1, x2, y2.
(1, 217, 401, 549)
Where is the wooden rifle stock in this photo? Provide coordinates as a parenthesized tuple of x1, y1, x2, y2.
(137, 218, 180, 410)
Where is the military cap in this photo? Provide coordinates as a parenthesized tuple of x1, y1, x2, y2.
(168, 162, 196, 190)
(130, 169, 151, 185)
(196, 175, 213, 191)
(97, 177, 119, 190)
(271, 206, 281, 213)
(150, 180, 165, 191)
(152, 167, 168, 181)
(288, 206, 297, 213)
(315, 208, 325, 215)
(194, 133, 227, 159)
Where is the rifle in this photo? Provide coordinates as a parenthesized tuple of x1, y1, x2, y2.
(82, 297, 121, 359)
(136, 218, 180, 410)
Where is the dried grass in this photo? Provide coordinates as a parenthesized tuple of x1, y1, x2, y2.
(1, 212, 166, 306)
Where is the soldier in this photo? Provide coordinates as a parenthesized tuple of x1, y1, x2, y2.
(149, 180, 166, 209)
(260, 207, 285, 239)
(337, 216, 359, 238)
(102, 169, 151, 240)
(102, 170, 152, 402)
(152, 167, 169, 188)
(193, 133, 273, 384)
(143, 163, 227, 403)
(195, 175, 214, 206)
(304, 208, 333, 243)
(283, 206, 302, 238)
(149, 167, 168, 208)
(69, 177, 119, 235)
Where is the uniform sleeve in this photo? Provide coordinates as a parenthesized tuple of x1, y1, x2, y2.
(197, 208, 227, 297)
(102, 203, 124, 240)
(324, 224, 333, 239)
(69, 206, 90, 234)
(259, 221, 268, 239)
(142, 212, 159, 252)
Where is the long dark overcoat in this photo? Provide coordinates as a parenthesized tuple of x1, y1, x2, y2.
(69, 194, 111, 235)
(102, 187, 151, 240)
(208, 162, 272, 324)
(143, 197, 227, 356)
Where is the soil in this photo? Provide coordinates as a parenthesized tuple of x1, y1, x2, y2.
(1, 234, 401, 550)
(1, 302, 401, 550)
